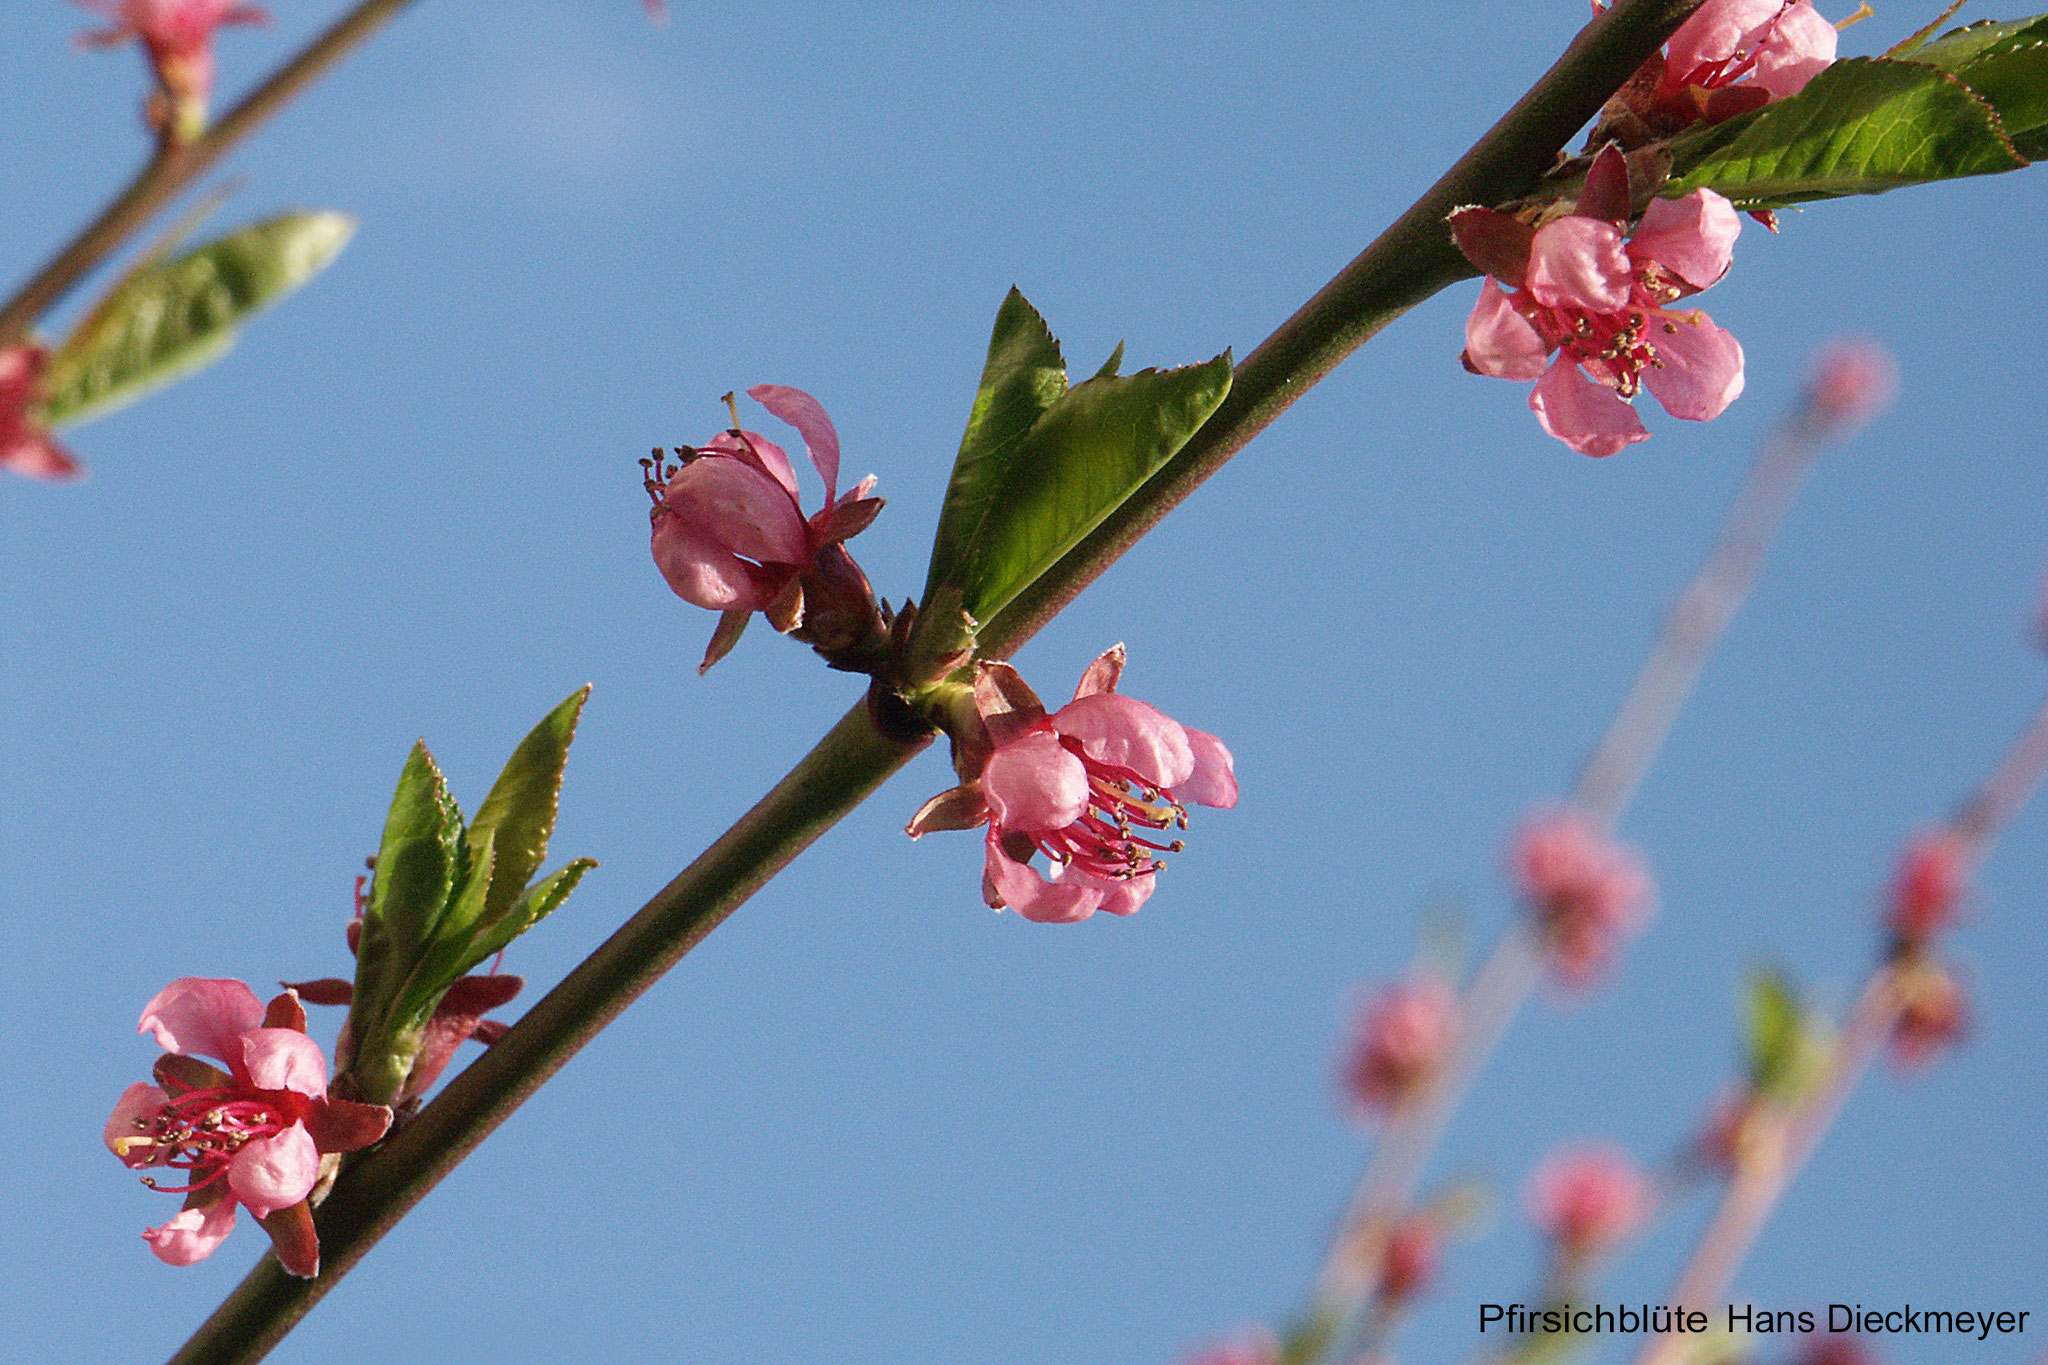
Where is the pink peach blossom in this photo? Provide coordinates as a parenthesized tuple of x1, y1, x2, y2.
(79, 0, 268, 138)
(645, 385, 884, 670)
(106, 977, 390, 1276)
(0, 345, 80, 480)
(1527, 1143, 1647, 1258)
(1596, 0, 1837, 144)
(1454, 149, 1745, 456)
(1662, 0, 1837, 108)
(907, 646, 1236, 924)
(1510, 809, 1654, 988)
(1342, 973, 1459, 1115)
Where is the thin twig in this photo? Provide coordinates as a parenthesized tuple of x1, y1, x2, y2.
(1301, 362, 1846, 1357)
(0, 0, 416, 346)
(1635, 685, 2048, 1365)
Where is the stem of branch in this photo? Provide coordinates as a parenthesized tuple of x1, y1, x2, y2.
(0, 0, 416, 346)
(1636, 684, 2048, 1365)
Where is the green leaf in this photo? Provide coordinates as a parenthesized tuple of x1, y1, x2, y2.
(956, 353, 1232, 625)
(364, 743, 464, 959)
(1664, 57, 2025, 210)
(37, 211, 355, 428)
(1909, 15, 2048, 69)
(916, 288, 1071, 617)
(466, 687, 590, 930)
(1742, 966, 1833, 1107)
(460, 857, 598, 975)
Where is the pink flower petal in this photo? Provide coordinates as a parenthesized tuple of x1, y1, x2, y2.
(1642, 310, 1745, 421)
(660, 457, 809, 568)
(701, 430, 800, 499)
(1525, 217, 1631, 313)
(143, 1196, 238, 1267)
(983, 831, 1102, 923)
(747, 383, 841, 505)
(651, 517, 770, 612)
(1174, 728, 1239, 810)
(1628, 191, 1740, 293)
(1463, 279, 1550, 381)
(105, 1083, 168, 1166)
(139, 978, 265, 1065)
(1, 431, 82, 480)
(982, 731, 1090, 831)
(1052, 692, 1196, 791)
(240, 1027, 328, 1099)
(1664, 0, 1784, 84)
(1529, 358, 1650, 457)
(1750, 0, 1836, 99)
(228, 1122, 320, 1218)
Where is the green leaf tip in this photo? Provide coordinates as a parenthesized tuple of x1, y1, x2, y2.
(467, 685, 591, 930)
(37, 210, 357, 429)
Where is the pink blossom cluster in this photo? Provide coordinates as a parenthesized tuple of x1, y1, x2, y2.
(908, 646, 1236, 923)
(1509, 809, 1654, 988)
(105, 978, 390, 1276)
(1458, 0, 1843, 452)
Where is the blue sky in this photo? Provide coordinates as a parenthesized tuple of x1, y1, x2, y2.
(2, 3, 2043, 1362)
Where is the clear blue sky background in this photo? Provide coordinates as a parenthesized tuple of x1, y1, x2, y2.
(3, 3, 2043, 1362)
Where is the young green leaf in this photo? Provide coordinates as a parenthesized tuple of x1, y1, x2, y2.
(364, 742, 464, 959)
(1743, 966, 1831, 1107)
(465, 686, 590, 929)
(916, 288, 1072, 619)
(459, 857, 598, 975)
(36, 211, 355, 428)
(956, 354, 1232, 626)
(1664, 58, 2025, 210)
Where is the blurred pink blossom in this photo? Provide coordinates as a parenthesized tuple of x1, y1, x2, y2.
(79, 0, 268, 140)
(1342, 973, 1459, 1115)
(1885, 830, 1968, 946)
(1455, 149, 1744, 455)
(0, 345, 80, 481)
(106, 978, 390, 1276)
(1510, 809, 1654, 988)
(1527, 1143, 1647, 1259)
(1803, 337, 1897, 434)
(1890, 959, 1967, 1069)
(1378, 1213, 1442, 1303)
(907, 646, 1236, 923)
